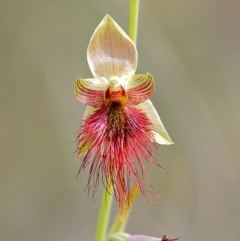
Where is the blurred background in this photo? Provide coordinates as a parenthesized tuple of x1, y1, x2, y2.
(1, 0, 240, 240)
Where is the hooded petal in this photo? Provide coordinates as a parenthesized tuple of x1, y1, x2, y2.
(74, 77, 108, 107)
(137, 100, 173, 145)
(87, 14, 137, 78)
(127, 73, 155, 105)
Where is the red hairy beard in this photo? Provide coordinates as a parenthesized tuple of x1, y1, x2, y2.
(77, 102, 161, 206)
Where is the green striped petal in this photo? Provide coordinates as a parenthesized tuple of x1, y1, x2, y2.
(126, 73, 155, 105)
(74, 77, 108, 107)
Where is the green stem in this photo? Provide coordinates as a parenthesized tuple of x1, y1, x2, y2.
(128, 0, 140, 43)
(94, 183, 113, 241)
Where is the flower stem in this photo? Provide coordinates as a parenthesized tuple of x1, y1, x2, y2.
(128, 0, 140, 43)
(94, 182, 113, 241)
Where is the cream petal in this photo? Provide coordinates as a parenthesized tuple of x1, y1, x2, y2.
(83, 106, 96, 120)
(137, 100, 173, 145)
(74, 77, 108, 107)
(126, 73, 155, 105)
(87, 14, 137, 78)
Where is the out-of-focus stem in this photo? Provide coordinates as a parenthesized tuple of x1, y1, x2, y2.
(129, 0, 140, 43)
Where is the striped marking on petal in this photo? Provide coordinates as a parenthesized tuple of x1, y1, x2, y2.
(74, 77, 107, 108)
(87, 15, 137, 78)
(127, 73, 155, 105)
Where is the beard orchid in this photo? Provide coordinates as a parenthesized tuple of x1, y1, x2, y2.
(74, 15, 173, 207)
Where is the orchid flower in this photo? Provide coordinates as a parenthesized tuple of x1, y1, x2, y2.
(74, 15, 173, 207)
